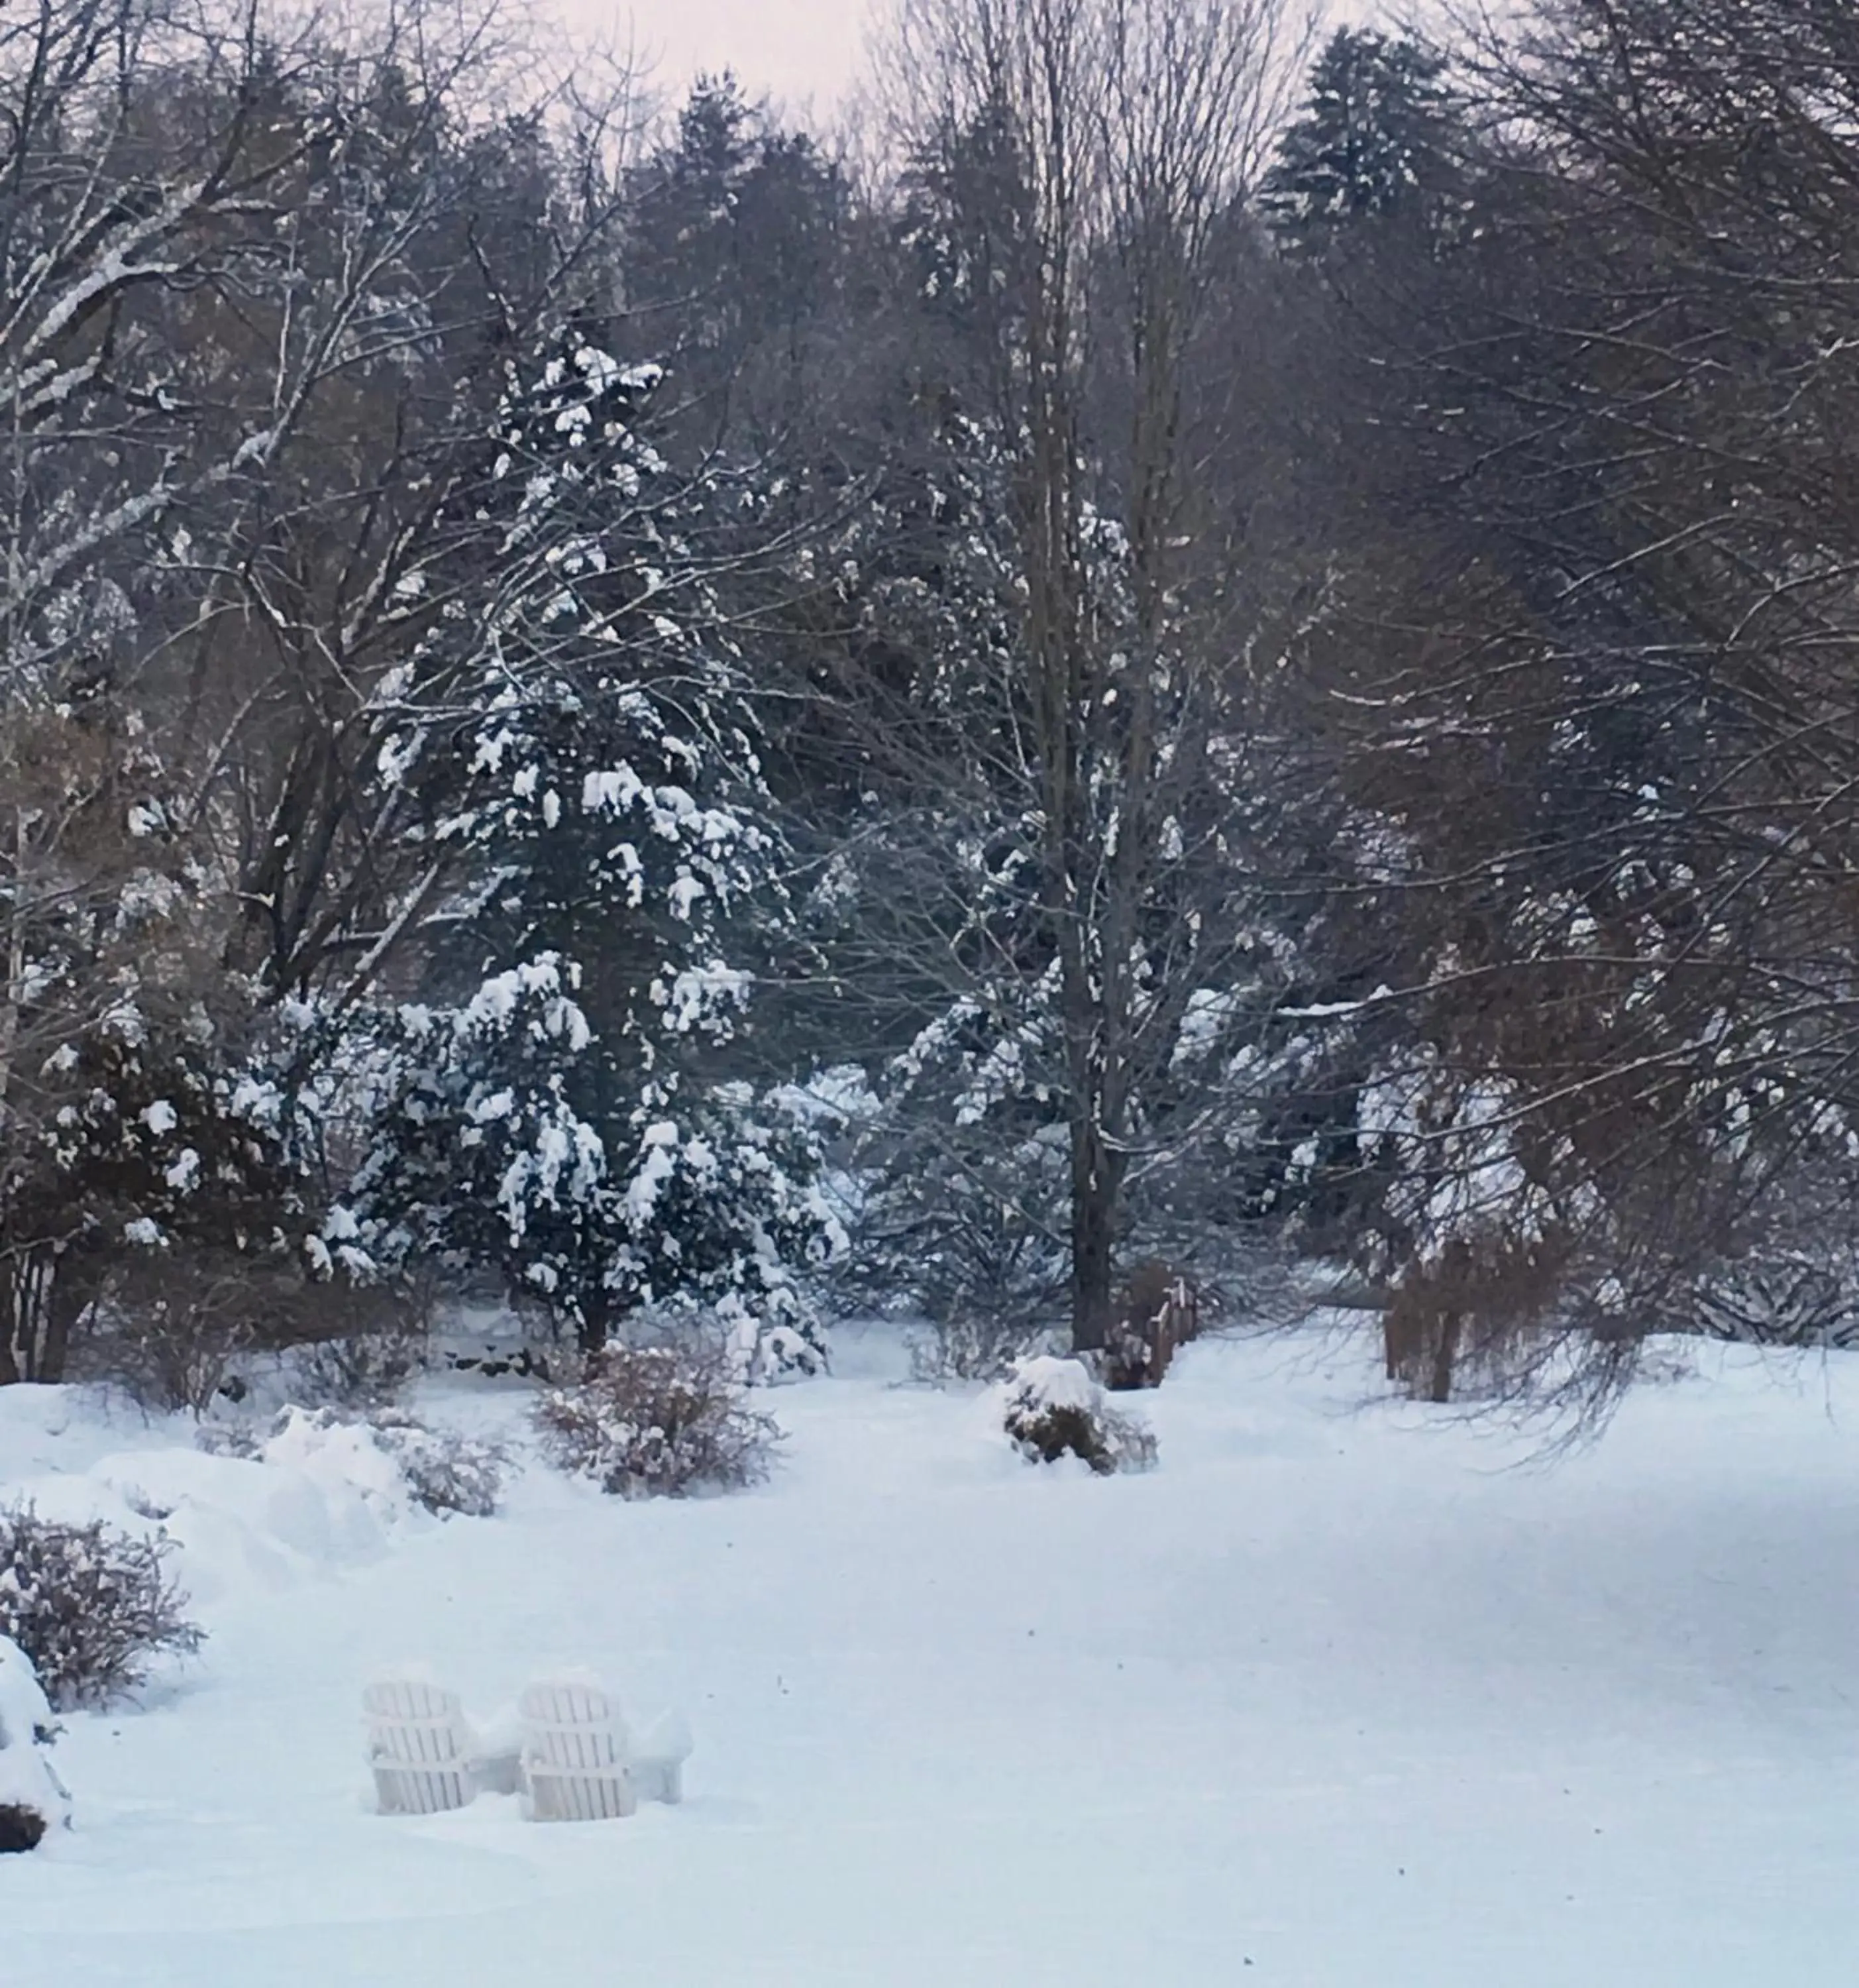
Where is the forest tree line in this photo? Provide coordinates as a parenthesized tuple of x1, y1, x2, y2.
(1, 0, 1852, 1417)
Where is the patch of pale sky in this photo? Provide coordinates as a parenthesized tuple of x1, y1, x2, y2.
(558, 0, 874, 117)
(562, 1, 1397, 122)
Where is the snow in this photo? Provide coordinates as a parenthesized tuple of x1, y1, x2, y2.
(1171, 985, 1238, 1068)
(771, 1063, 879, 1127)
(657, 962, 754, 1034)
(5, 1331, 1859, 1981)
(0, 1406, 406, 1607)
(0, 1636, 53, 1743)
(621, 1121, 681, 1224)
(1000, 1352, 1102, 1415)
(458, 957, 591, 1052)
(0, 1636, 68, 1832)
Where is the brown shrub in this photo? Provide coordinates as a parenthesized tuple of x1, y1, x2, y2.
(0, 1506, 204, 1710)
(533, 1345, 782, 1498)
(0, 1803, 48, 1853)
(1000, 1358, 1158, 1474)
(80, 1260, 426, 1415)
(1383, 1235, 1568, 1404)
(1100, 1262, 1202, 1391)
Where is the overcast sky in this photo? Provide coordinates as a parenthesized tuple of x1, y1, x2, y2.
(571, 1, 1381, 122)
(576, 0, 877, 115)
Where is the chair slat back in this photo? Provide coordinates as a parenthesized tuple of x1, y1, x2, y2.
(519, 1679, 634, 1820)
(365, 1679, 474, 1815)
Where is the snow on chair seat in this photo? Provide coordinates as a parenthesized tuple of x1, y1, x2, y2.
(631, 1708, 693, 1807)
(364, 1677, 480, 1816)
(519, 1679, 636, 1822)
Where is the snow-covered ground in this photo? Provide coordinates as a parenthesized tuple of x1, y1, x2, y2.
(5, 1326, 1859, 1985)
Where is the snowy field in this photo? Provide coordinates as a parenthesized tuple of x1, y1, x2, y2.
(5, 1326, 1859, 1986)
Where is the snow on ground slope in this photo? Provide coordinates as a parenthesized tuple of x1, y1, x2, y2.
(4, 1329, 1859, 1985)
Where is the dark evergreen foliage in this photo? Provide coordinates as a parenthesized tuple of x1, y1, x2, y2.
(1260, 29, 1463, 250)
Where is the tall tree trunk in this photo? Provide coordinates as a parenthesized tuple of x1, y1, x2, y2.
(891, 0, 1295, 1360)
(1428, 1309, 1461, 1405)
(574, 1289, 615, 1360)
(1, 1258, 41, 1383)
(38, 1246, 103, 1387)
(0, 1248, 93, 1385)
(1069, 1118, 1122, 1351)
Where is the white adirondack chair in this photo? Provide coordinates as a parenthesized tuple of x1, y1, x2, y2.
(519, 1679, 637, 1822)
(364, 1677, 482, 1816)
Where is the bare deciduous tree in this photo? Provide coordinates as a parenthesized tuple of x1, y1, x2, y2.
(858, 0, 1309, 1352)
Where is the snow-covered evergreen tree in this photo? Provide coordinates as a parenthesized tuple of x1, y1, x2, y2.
(348, 333, 831, 1359)
(1260, 30, 1463, 252)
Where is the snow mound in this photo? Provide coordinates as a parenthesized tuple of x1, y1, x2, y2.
(1004, 1354, 1102, 1415)
(256, 1406, 411, 1516)
(0, 1383, 147, 1479)
(0, 1636, 69, 1842)
(0, 1392, 431, 1612)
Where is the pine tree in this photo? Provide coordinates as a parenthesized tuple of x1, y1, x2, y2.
(348, 331, 831, 1361)
(625, 76, 845, 419)
(1259, 30, 1461, 252)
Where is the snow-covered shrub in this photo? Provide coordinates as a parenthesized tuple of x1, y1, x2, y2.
(288, 1313, 432, 1410)
(0, 1636, 69, 1853)
(366, 1410, 509, 1518)
(909, 1311, 1057, 1384)
(998, 1357, 1157, 1476)
(736, 1314, 828, 1384)
(627, 1291, 829, 1388)
(534, 1345, 781, 1498)
(0, 1506, 204, 1709)
(723, 1286, 832, 1385)
(191, 1417, 259, 1460)
(193, 1407, 508, 1518)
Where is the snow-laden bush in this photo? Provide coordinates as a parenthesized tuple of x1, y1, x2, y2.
(76, 1270, 425, 1416)
(195, 1406, 508, 1518)
(725, 1299, 830, 1386)
(534, 1344, 781, 1498)
(625, 1291, 829, 1388)
(998, 1357, 1158, 1476)
(0, 1506, 204, 1709)
(909, 1311, 1057, 1384)
(287, 1315, 432, 1410)
(0, 1635, 70, 1852)
(738, 1318, 825, 1384)
(366, 1409, 509, 1518)
(190, 1417, 261, 1460)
